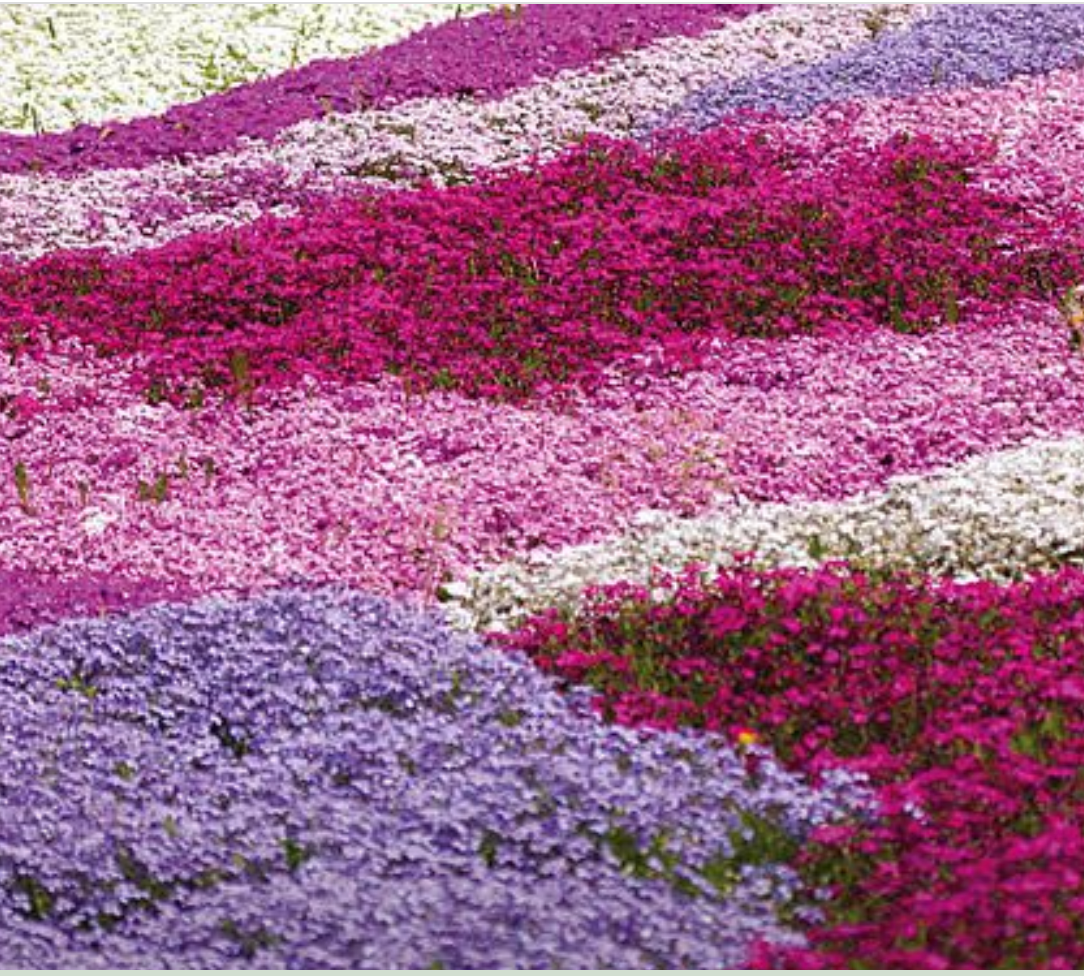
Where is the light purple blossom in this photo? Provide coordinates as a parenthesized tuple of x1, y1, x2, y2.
(0, 587, 868, 967)
(665, 4, 1084, 132)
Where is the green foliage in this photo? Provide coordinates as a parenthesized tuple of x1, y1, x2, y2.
(13, 460, 31, 513)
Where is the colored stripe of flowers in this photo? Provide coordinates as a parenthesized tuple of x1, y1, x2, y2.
(3, 128, 1075, 405)
(498, 562, 1084, 967)
(8, 304, 1084, 605)
(0, 586, 865, 967)
(0, 338, 732, 597)
(0, 4, 926, 263)
(665, 4, 1084, 132)
(8, 307, 1084, 611)
(0, 5, 753, 177)
(0, 4, 485, 135)
(448, 427, 1084, 634)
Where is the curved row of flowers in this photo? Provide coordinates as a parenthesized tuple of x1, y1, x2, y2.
(0, 3, 487, 135)
(0, 3, 927, 262)
(0, 4, 751, 174)
(6, 4, 1084, 968)
(11, 4, 1084, 263)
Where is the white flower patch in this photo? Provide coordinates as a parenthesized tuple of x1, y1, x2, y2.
(446, 433, 1084, 632)
(0, 4, 484, 134)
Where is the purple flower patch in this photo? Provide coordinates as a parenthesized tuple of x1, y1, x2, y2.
(0, 587, 866, 967)
(664, 4, 1084, 132)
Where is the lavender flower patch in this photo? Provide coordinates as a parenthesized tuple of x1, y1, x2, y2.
(0, 587, 867, 968)
(664, 4, 1084, 131)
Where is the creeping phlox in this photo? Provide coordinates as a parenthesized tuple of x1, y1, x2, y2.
(501, 562, 1084, 967)
(2, 129, 1077, 406)
(4, 3, 1084, 970)
(0, 588, 867, 967)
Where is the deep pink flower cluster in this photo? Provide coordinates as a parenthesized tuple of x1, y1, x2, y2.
(500, 563, 1084, 968)
(2, 129, 1076, 405)
(0, 568, 187, 635)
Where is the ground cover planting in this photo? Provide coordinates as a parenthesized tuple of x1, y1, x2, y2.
(4, 129, 1077, 404)
(500, 564, 1084, 967)
(0, 587, 868, 967)
(5, 3, 1084, 968)
(0, 5, 748, 175)
(0, 4, 488, 136)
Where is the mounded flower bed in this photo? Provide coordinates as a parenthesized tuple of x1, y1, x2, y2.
(5, 3, 1084, 968)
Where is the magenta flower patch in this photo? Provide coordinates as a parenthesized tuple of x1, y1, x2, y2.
(502, 563, 1084, 968)
(3, 128, 1076, 405)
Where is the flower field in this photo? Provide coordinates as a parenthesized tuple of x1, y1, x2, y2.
(5, 2, 1084, 967)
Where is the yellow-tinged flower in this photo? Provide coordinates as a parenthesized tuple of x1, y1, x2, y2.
(1061, 284, 1084, 348)
(736, 729, 759, 747)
